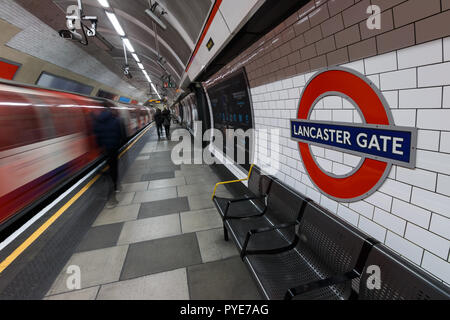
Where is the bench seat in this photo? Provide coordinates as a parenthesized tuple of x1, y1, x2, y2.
(244, 202, 373, 300)
(245, 250, 346, 300)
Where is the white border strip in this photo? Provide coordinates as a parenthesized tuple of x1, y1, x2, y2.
(0, 161, 106, 252)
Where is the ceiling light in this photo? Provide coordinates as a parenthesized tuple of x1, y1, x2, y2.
(151, 83, 160, 98)
(138, 63, 144, 69)
(105, 12, 125, 36)
(122, 38, 135, 53)
(132, 53, 140, 62)
(97, 0, 110, 8)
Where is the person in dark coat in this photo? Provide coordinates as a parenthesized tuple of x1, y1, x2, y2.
(162, 107, 171, 140)
(154, 108, 163, 139)
(93, 103, 125, 208)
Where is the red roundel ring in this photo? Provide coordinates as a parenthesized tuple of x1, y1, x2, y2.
(297, 67, 392, 201)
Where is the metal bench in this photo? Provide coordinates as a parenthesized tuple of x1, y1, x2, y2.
(225, 179, 311, 258)
(212, 165, 272, 241)
(211, 167, 450, 300)
(242, 201, 376, 300)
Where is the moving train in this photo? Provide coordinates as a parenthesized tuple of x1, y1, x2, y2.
(0, 81, 154, 228)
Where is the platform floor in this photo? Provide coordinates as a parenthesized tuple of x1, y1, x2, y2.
(44, 126, 261, 300)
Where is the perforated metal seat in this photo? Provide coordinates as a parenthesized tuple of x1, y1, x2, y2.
(226, 217, 293, 251)
(245, 250, 347, 300)
(245, 203, 370, 300)
(359, 245, 450, 300)
(212, 166, 271, 221)
(214, 196, 265, 219)
(224, 179, 310, 255)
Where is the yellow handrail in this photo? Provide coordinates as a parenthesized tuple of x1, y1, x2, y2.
(211, 164, 254, 200)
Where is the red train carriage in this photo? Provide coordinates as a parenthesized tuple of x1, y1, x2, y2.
(0, 82, 152, 227)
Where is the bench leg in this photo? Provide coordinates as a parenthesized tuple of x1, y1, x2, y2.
(223, 224, 229, 241)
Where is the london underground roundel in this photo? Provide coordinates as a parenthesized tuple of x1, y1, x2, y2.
(290, 67, 417, 202)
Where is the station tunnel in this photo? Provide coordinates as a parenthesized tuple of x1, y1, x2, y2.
(0, 0, 449, 303)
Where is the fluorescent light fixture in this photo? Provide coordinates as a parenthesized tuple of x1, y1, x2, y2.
(122, 38, 135, 53)
(132, 53, 140, 63)
(145, 9, 167, 30)
(151, 83, 161, 99)
(105, 12, 125, 36)
(137, 63, 144, 70)
(97, 0, 110, 8)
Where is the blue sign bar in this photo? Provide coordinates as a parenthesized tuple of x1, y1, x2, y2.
(291, 120, 417, 167)
(119, 96, 131, 103)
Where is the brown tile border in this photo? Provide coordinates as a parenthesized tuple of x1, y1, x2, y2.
(205, 0, 450, 89)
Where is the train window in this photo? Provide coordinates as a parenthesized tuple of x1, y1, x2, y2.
(36, 72, 93, 95)
(0, 91, 42, 151)
(37, 94, 86, 137)
(206, 69, 254, 170)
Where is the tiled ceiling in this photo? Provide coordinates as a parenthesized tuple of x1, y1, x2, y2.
(16, 0, 213, 100)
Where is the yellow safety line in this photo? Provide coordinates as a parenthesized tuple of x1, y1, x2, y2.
(119, 123, 154, 158)
(0, 123, 153, 274)
(211, 164, 254, 200)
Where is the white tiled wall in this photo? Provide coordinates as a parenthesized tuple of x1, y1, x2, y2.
(219, 37, 450, 285)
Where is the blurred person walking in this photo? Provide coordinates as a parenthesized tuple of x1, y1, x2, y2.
(93, 102, 125, 208)
(155, 108, 164, 139)
(162, 107, 171, 140)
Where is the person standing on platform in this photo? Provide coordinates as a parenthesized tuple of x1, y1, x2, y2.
(155, 108, 163, 139)
(93, 102, 125, 208)
(162, 107, 171, 140)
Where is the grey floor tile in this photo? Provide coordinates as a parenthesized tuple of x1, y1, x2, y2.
(120, 233, 202, 280)
(75, 223, 123, 253)
(187, 257, 261, 300)
(141, 171, 175, 181)
(115, 192, 135, 206)
(175, 168, 214, 177)
(117, 214, 181, 245)
(97, 268, 189, 300)
(148, 177, 186, 190)
(138, 197, 190, 219)
(180, 164, 211, 171)
(196, 228, 239, 263)
(150, 165, 180, 173)
(120, 181, 149, 192)
(121, 174, 144, 184)
(180, 208, 222, 233)
(178, 184, 232, 198)
(188, 194, 215, 210)
(133, 187, 177, 203)
(47, 246, 128, 296)
(135, 155, 150, 161)
(185, 174, 222, 185)
(177, 184, 213, 197)
(44, 286, 99, 300)
(93, 204, 140, 226)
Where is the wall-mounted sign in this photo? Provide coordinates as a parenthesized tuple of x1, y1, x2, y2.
(206, 38, 214, 51)
(163, 81, 176, 88)
(0, 59, 20, 80)
(290, 67, 417, 202)
(119, 96, 131, 103)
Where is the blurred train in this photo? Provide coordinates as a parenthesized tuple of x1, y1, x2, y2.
(0, 81, 154, 228)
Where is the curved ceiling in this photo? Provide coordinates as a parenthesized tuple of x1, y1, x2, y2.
(16, 0, 214, 101)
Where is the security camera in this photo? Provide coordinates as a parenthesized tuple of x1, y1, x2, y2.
(59, 29, 83, 41)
